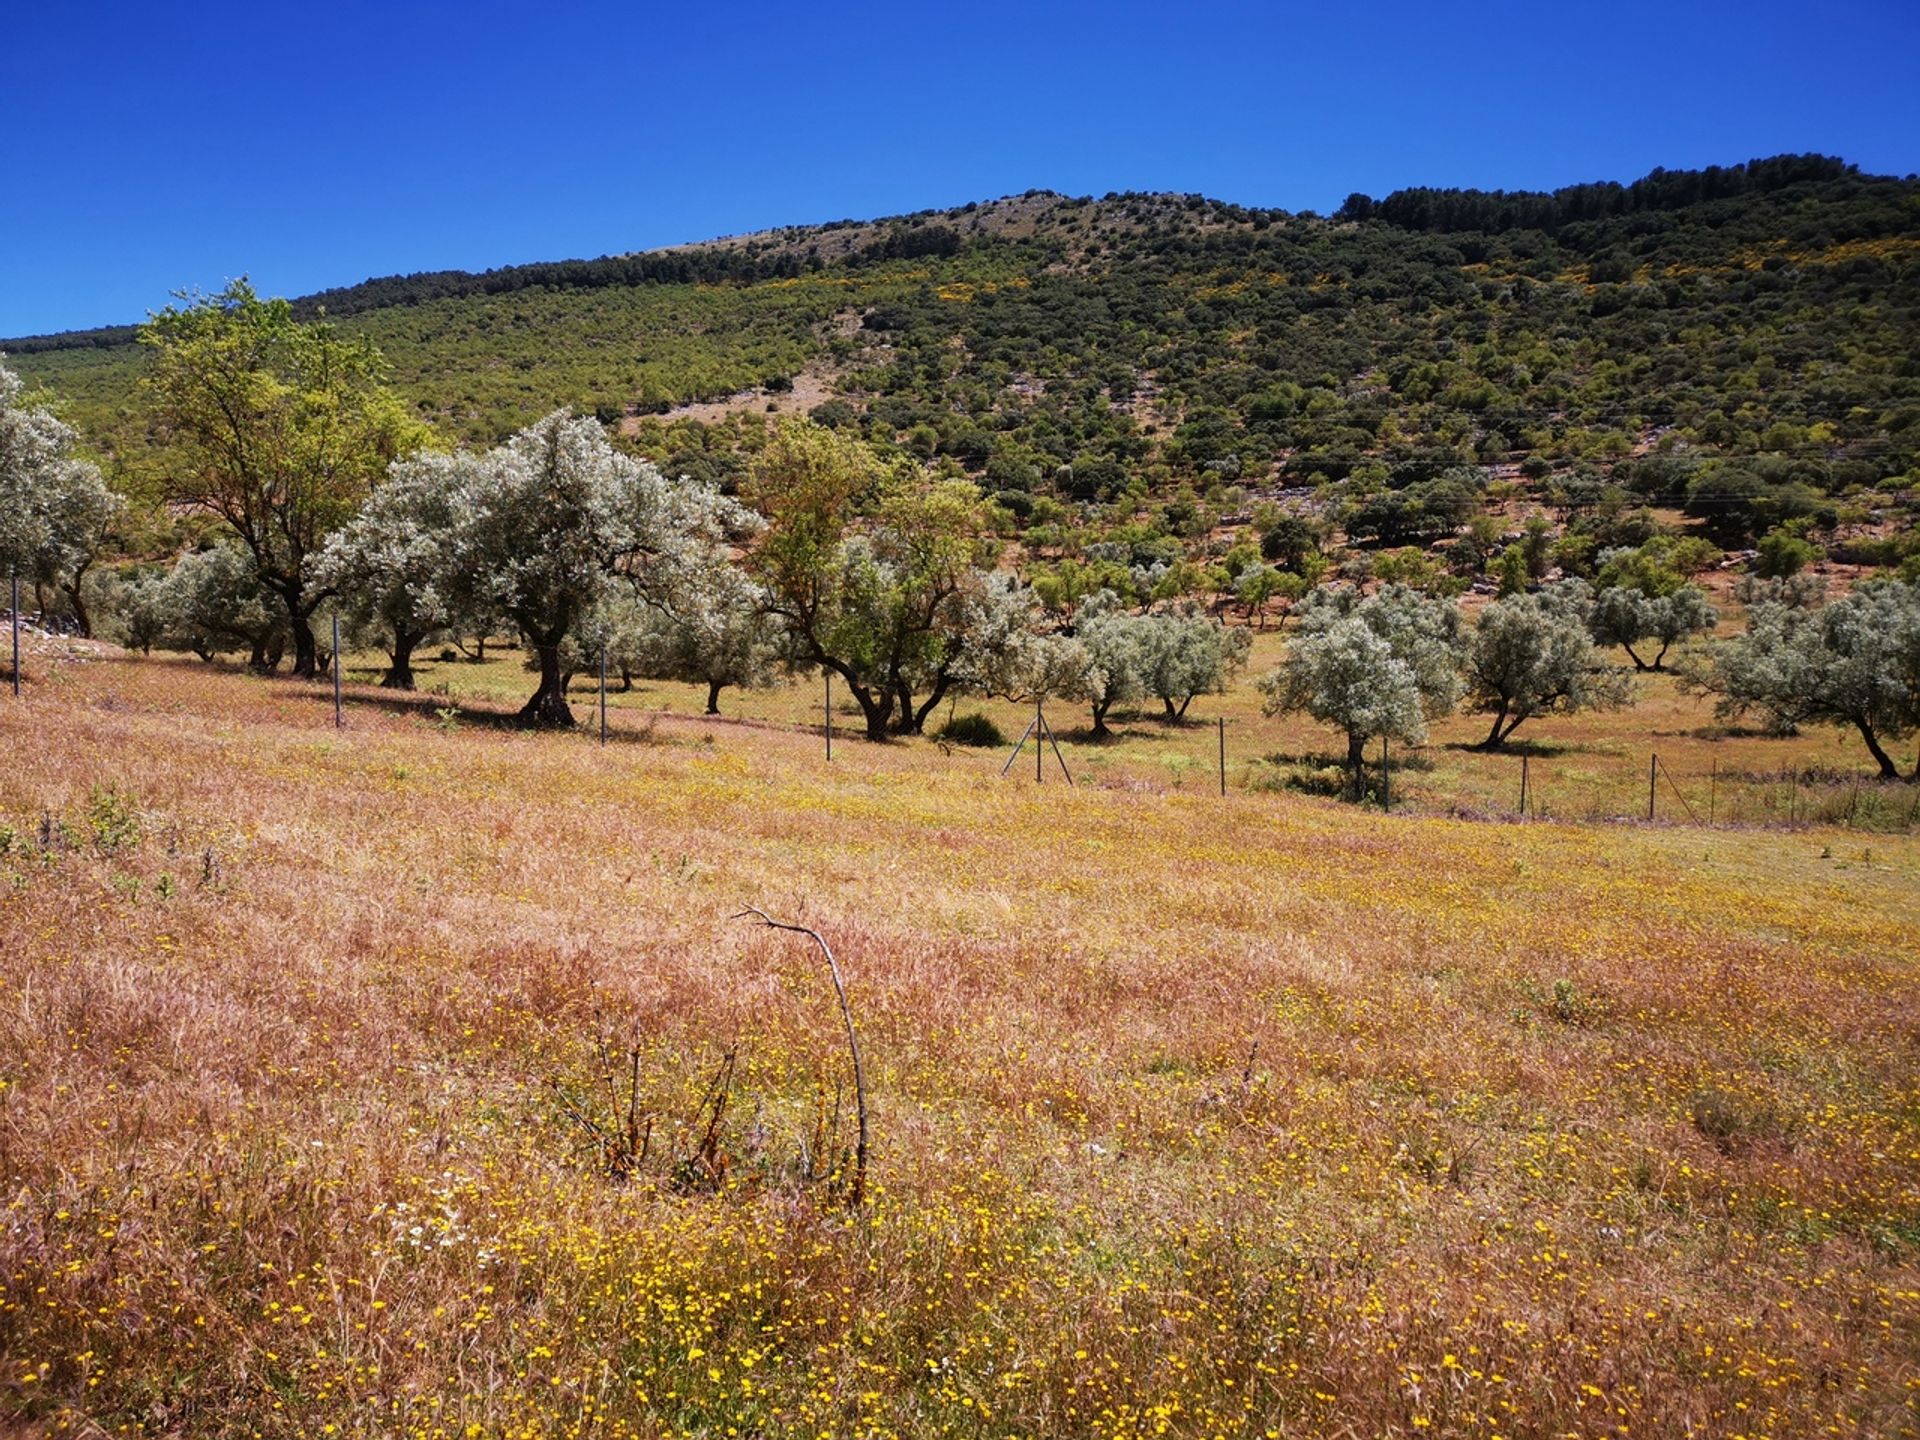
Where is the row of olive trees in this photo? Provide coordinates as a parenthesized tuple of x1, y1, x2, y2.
(1261, 576, 1920, 788)
(98, 285, 1253, 736)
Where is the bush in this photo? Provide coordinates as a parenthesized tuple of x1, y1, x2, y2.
(936, 712, 1007, 747)
(1756, 528, 1822, 578)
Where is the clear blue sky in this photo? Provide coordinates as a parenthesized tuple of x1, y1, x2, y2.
(5, 0, 1917, 337)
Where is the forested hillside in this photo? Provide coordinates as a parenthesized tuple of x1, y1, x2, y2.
(8, 154, 1919, 565)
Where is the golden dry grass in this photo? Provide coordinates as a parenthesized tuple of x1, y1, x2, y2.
(2, 652, 1918, 1439)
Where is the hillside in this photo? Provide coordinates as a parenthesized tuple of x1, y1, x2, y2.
(9, 155, 1919, 562)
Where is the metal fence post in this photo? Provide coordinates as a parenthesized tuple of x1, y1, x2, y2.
(599, 645, 608, 746)
(332, 614, 343, 728)
(8, 574, 17, 698)
(1217, 716, 1226, 797)
(824, 673, 832, 762)
(1647, 754, 1657, 821)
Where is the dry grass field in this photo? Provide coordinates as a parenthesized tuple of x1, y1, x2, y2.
(2, 649, 1918, 1438)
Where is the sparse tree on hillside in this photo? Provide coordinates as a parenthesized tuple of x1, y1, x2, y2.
(140, 282, 426, 676)
(1699, 582, 1920, 780)
(1259, 585, 1465, 782)
(1466, 583, 1632, 748)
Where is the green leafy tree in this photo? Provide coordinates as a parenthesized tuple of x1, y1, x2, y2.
(140, 282, 426, 676)
(1756, 527, 1821, 579)
(749, 420, 995, 739)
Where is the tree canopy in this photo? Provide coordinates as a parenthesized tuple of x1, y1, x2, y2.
(139, 281, 425, 675)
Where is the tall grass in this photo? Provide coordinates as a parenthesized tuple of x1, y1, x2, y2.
(2, 655, 1917, 1438)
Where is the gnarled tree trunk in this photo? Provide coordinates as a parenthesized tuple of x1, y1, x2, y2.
(381, 629, 423, 690)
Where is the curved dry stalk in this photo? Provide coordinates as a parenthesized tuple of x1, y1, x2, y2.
(734, 905, 868, 1208)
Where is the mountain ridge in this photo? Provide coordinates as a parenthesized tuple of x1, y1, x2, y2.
(5, 153, 1889, 352)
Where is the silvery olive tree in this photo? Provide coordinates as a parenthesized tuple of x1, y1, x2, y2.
(1136, 603, 1252, 720)
(1259, 585, 1465, 782)
(445, 411, 750, 727)
(1700, 581, 1920, 780)
(626, 555, 782, 715)
(0, 357, 123, 637)
(315, 450, 479, 689)
(1466, 582, 1632, 749)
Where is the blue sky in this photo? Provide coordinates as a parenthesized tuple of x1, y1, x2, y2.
(5, 0, 1917, 337)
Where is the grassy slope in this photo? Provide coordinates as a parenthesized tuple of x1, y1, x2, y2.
(2, 655, 1917, 1438)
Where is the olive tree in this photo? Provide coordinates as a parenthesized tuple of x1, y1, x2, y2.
(448, 411, 750, 727)
(1589, 583, 1717, 670)
(945, 573, 1103, 716)
(628, 557, 781, 715)
(0, 358, 123, 636)
(1701, 581, 1920, 780)
(1137, 604, 1251, 720)
(1259, 585, 1465, 780)
(1466, 583, 1632, 748)
(314, 450, 477, 688)
(155, 544, 289, 667)
(1071, 591, 1152, 738)
(140, 282, 425, 676)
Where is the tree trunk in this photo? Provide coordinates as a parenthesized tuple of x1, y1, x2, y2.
(1622, 641, 1650, 671)
(1346, 730, 1369, 789)
(909, 674, 953, 734)
(381, 630, 421, 690)
(1163, 696, 1179, 720)
(519, 639, 575, 727)
(1478, 703, 1511, 750)
(61, 564, 93, 639)
(288, 608, 319, 679)
(1090, 698, 1112, 740)
(1856, 717, 1898, 780)
(705, 679, 723, 715)
(889, 679, 919, 735)
(845, 680, 893, 741)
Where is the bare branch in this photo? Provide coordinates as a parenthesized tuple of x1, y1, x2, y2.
(734, 906, 869, 1208)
